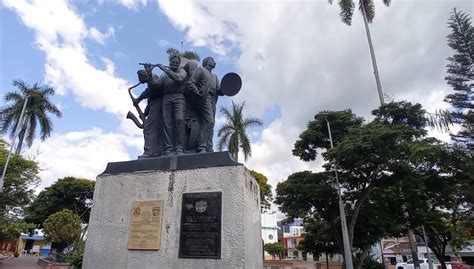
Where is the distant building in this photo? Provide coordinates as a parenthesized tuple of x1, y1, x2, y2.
(280, 219, 304, 260)
(261, 211, 280, 259)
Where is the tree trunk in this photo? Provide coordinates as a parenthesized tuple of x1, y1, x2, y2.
(408, 230, 421, 269)
(15, 128, 26, 155)
(361, 0, 384, 105)
(326, 252, 330, 269)
(355, 251, 368, 269)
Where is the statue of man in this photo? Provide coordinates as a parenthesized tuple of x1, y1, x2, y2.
(157, 55, 188, 155)
(187, 57, 221, 153)
(133, 68, 163, 159)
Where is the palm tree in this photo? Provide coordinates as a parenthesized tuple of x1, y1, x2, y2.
(329, 0, 392, 105)
(0, 79, 62, 154)
(217, 101, 263, 162)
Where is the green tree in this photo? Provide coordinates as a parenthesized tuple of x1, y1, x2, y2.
(279, 101, 432, 268)
(299, 218, 339, 269)
(264, 242, 285, 260)
(250, 170, 273, 211)
(25, 177, 95, 226)
(0, 139, 39, 241)
(217, 101, 263, 161)
(43, 209, 82, 253)
(444, 8, 474, 148)
(0, 79, 62, 154)
(0, 139, 40, 220)
(0, 221, 34, 241)
(293, 109, 363, 162)
(166, 47, 201, 61)
(396, 143, 473, 269)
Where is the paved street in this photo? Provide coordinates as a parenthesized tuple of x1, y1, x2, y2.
(0, 255, 42, 269)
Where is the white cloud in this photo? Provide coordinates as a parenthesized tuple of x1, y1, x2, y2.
(156, 0, 470, 188)
(89, 26, 115, 45)
(2, 0, 133, 117)
(25, 128, 134, 190)
(124, 0, 148, 10)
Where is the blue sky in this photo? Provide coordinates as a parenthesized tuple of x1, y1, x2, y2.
(0, 0, 472, 201)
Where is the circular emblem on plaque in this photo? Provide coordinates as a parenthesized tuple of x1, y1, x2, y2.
(195, 200, 207, 213)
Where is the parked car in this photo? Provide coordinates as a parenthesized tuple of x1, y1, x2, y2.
(396, 258, 441, 269)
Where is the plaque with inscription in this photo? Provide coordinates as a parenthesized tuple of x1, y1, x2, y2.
(128, 200, 164, 250)
(178, 192, 222, 259)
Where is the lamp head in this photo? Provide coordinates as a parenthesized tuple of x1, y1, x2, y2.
(27, 89, 43, 99)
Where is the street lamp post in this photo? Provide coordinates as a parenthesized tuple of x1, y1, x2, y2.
(321, 116, 354, 269)
(0, 89, 43, 193)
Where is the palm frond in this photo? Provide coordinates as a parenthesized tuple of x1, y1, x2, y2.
(12, 79, 30, 94)
(339, 0, 355, 25)
(240, 132, 252, 161)
(217, 123, 234, 137)
(383, 0, 391, 6)
(228, 132, 240, 160)
(26, 114, 37, 148)
(242, 117, 263, 129)
(219, 106, 234, 121)
(217, 131, 231, 151)
(4, 92, 23, 103)
(359, 0, 375, 23)
(38, 112, 53, 141)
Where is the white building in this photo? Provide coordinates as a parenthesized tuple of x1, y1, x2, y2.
(261, 211, 279, 259)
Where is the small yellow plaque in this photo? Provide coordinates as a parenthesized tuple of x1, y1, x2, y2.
(128, 200, 164, 250)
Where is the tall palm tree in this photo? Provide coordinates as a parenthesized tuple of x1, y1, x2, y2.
(217, 101, 263, 162)
(0, 79, 62, 154)
(329, 0, 392, 105)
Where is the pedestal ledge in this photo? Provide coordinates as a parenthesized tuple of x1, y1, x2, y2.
(101, 151, 239, 175)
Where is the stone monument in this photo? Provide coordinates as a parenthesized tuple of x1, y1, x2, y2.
(83, 54, 262, 269)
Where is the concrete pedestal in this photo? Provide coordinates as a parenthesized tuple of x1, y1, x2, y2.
(83, 152, 263, 269)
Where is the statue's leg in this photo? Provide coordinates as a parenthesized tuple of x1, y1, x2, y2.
(206, 96, 217, 152)
(162, 94, 174, 155)
(140, 99, 159, 159)
(197, 98, 213, 153)
(156, 97, 164, 156)
(173, 94, 186, 154)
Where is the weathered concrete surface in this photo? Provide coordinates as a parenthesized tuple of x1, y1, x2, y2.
(83, 165, 262, 269)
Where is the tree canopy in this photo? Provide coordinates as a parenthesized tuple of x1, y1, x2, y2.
(444, 8, 473, 148)
(25, 177, 95, 226)
(250, 170, 273, 211)
(217, 101, 263, 161)
(277, 101, 472, 269)
(0, 79, 62, 154)
(43, 209, 82, 252)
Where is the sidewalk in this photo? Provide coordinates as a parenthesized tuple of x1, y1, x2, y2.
(0, 254, 42, 269)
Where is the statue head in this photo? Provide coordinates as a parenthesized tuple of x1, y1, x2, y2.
(169, 55, 181, 71)
(202, 57, 216, 70)
(137, 69, 148, 83)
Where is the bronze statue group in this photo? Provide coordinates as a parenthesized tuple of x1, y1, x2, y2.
(128, 56, 224, 159)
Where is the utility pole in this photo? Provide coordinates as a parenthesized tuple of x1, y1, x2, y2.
(325, 119, 354, 269)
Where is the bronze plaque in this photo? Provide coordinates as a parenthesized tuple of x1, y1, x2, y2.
(128, 200, 163, 250)
(178, 192, 222, 259)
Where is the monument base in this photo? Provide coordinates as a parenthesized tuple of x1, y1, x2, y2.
(83, 152, 263, 269)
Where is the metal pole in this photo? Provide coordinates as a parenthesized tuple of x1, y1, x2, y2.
(422, 226, 434, 269)
(0, 95, 30, 193)
(361, 2, 384, 106)
(326, 120, 354, 269)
